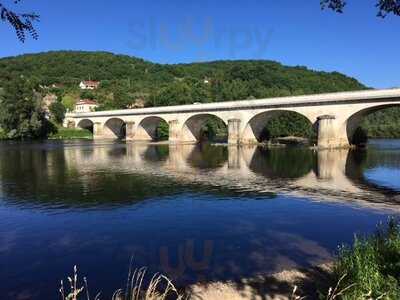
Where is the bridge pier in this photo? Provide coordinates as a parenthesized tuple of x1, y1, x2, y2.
(228, 119, 241, 145)
(93, 122, 104, 139)
(168, 120, 181, 143)
(317, 115, 349, 149)
(126, 121, 136, 141)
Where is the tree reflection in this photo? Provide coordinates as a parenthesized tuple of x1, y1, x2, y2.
(249, 147, 316, 179)
(186, 144, 228, 169)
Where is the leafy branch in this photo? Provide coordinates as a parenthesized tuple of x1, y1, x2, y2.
(0, 0, 39, 42)
(321, 0, 400, 17)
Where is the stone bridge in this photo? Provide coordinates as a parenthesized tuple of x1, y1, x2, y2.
(64, 88, 400, 148)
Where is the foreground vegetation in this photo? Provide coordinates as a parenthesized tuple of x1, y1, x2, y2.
(60, 266, 184, 300)
(330, 218, 400, 299)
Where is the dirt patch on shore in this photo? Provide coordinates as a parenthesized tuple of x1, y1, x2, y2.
(188, 263, 333, 300)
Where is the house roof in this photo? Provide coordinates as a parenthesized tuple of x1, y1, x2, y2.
(76, 99, 98, 105)
(81, 80, 100, 86)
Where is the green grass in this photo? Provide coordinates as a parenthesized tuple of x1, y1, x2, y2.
(330, 218, 400, 299)
(49, 127, 93, 140)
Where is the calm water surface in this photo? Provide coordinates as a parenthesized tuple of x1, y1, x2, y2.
(0, 139, 400, 299)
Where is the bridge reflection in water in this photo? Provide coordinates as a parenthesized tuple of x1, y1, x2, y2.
(59, 142, 400, 209)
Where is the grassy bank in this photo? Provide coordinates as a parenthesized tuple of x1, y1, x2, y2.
(49, 127, 93, 139)
(329, 218, 400, 299)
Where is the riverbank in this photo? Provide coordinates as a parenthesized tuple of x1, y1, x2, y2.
(188, 263, 332, 300)
(49, 127, 92, 139)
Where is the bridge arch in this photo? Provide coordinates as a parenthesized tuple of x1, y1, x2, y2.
(242, 110, 315, 144)
(181, 114, 228, 143)
(104, 118, 126, 139)
(77, 119, 94, 132)
(136, 116, 169, 141)
(346, 104, 400, 145)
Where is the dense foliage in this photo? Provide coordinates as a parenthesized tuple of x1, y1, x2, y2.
(262, 112, 315, 140)
(49, 101, 66, 124)
(0, 51, 398, 140)
(362, 107, 400, 138)
(0, 76, 55, 139)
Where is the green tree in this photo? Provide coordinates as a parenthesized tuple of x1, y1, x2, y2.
(113, 86, 131, 109)
(0, 76, 55, 139)
(151, 82, 194, 106)
(155, 121, 169, 141)
(61, 94, 77, 112)
(49, 101, 66, 124)
(260, 112, 315, 141)
(80, 90, 96, 100)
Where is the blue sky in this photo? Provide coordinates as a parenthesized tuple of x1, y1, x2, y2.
(1, 0, 399, 88)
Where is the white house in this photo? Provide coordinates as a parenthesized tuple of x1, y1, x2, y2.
(74, 99, 99, 113)
(79, 80, 100, 90)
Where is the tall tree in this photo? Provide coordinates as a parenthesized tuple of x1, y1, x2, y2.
(0, 0, 39, 42)
(0, 76, 55, 139)
(49, 101, 66, 124)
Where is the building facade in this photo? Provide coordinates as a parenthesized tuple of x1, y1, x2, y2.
(74, 99, 99, 113)
(79, 81, 100, 90)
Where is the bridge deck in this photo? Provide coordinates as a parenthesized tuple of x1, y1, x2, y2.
(66, 88, 400, 118)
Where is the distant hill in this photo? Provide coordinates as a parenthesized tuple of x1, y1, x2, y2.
(0, 51, 398, 138)
(0, 51, 366, 108)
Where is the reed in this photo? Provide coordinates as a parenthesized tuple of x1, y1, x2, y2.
(60, 265, 185, 300)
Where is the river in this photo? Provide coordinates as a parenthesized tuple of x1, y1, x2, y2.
(0, 139, 399, 299)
